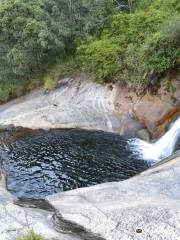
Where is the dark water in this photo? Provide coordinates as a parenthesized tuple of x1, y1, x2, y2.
(175, 137, 180, 151)
(0, 129, 150, 199)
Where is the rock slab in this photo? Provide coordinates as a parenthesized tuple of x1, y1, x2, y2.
(47, 154, 180, 240)
(0, 184, 80, 240)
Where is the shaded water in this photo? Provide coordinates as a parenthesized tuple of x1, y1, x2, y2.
(0, 129, 150, 199)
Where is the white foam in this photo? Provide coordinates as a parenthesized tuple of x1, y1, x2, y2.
(129, 116, 180, 162)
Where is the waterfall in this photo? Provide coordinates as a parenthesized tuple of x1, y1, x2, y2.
(129, 116, 180, 162)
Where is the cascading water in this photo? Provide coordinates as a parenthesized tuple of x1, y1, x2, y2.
(129, 116, 180, 162)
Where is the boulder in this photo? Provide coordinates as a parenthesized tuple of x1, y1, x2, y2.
(137, 129, 150, 142)
(134, 92, 180, 138)
(118, 114, 147, 139)
(114, 79, 180, 140)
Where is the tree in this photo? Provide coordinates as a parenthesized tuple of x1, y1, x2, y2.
(0, 0, 71, 96)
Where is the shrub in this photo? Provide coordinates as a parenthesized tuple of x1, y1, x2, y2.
(78, 39, 121, 82)
(44, 76, 59, 91)
(78, 3, 180, 92)
(58, 58, 80, 78)
(0, 71, 43, 103)
(119, 44, 148, 93)
(43, 64, 60, 90)
(134, 0, 180, 13)
(145, 16, 180, 73)
(0, 84, 12, 103)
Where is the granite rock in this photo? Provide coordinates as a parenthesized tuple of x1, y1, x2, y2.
(47, 154, 180, 240)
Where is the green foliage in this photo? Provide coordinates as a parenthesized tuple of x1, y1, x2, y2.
(44, 77, 58, 91)
(18, 230, 43, 240)
(134, 0, 180, 13)
(58, 58, 80, 78)
(78, 0, 180, 92)
(71, 0, 116, 37)
(160, 77, 175, 92)
(0, 0, 124, 102)
(0, 0, 66, 76)
(0, 0, 179, 101)
(78, 40, 121, 82)
(43, 65, 60, 90)
(0, 0, 70, 101)
(43, 57, 80, 90)
(0, 70, 43, 103)
(145, 16, 180, 73)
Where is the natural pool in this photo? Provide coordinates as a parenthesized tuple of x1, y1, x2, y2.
(0, 128, 150, 199)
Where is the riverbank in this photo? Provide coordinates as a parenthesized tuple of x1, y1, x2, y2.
(0, 77, 179, 141)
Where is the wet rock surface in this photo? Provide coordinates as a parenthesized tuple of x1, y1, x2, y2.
(46, 153, 180, 240)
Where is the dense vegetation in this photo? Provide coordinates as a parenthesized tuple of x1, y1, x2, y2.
(0, 0, 179, 102)
(79, 0, 180, 93)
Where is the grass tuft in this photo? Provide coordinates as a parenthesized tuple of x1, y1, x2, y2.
(17, 230, 44, 240)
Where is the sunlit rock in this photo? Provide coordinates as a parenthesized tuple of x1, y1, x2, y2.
(47, 153, 180, 240)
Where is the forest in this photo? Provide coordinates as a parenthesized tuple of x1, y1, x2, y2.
(0, 0, 179, 102)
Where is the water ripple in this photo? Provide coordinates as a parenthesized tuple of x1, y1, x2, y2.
(1, 129, 150, 199)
